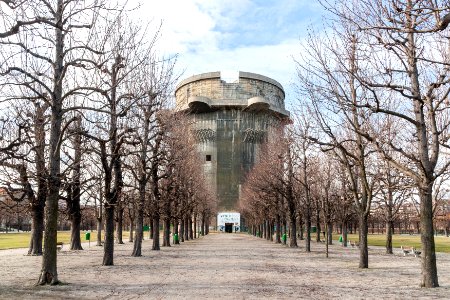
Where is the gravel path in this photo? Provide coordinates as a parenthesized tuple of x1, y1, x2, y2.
(0, 233, 449, 299)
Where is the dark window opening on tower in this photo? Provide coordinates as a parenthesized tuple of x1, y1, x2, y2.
(206, 155, 212, 162)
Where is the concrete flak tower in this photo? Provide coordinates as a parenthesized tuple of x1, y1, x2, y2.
(175, 71, 289, 231)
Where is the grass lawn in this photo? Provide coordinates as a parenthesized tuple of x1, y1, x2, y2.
(2, 231, 450, 253)
(346, 233, 450, 253)
(0, 231, 71, 250)
(0, 231, 131, 250)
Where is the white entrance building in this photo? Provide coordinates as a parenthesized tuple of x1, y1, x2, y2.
(217, 212, 240, 233)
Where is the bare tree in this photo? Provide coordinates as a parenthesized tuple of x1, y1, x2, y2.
(83, 152, 104, 246)
(296, 28, 378, 268)
(28, 102, 48, 255)
(240, 128, 297, 247)
(0, 101, 49, 255)
(0, 0, 110, 284)
(318, 0, 449, 287)
(63, 116, 84, 250)
(292, 116, 315, 251)
(80, 16, 149, 264)
(125, 49, 177, 256)
(377, 159, 412, 254)
(0, 0, 50, 38)
(314, 153, 339, 255)
(159, 113, 198, 247)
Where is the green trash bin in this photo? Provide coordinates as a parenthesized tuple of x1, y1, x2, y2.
(174, 234, 179, 242)
(282, 233, 287, 242)
(85, 232, 91, 241)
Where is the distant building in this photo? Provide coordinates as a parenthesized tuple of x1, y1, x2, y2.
(217, 212, 241, 233)
(175, 71, 290, 228)
(434, 198, 450, 236)
(0, 188, 30, 232)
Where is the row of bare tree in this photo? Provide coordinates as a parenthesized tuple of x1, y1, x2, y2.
(242, 0, 449, 288)
(241, 120, 448, 287)
(0, 0, 215, 285)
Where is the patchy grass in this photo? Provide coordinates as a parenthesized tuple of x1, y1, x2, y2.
(346, 233, 450, 253)
(0, 231, 70, 250)
(0, 231, 131, 250)
(3, 231, 448, 253)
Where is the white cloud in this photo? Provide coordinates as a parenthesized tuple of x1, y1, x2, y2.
(129, 0, 220, 53)
(128, 0, 318, 107)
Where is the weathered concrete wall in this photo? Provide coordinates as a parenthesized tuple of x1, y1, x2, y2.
(176, 71, 289, 211)
(175, 71, 289, 117)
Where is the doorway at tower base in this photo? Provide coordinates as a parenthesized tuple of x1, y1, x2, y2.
(217, 212, 240, 233)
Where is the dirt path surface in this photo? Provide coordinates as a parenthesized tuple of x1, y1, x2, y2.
(0, 233, 449, 299)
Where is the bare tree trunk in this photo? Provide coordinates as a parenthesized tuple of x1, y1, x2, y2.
(69, 117, 83, 251)
(201, 214, 205, 236)
(269, 220, 274, 242)
(188, 214, 193, 240)
(325, 222, 329, 258)
(180, 218, 185, 242)
(289, 212, 297, 248)
(149, 218, 154, 239)
(420, 185, 439, 287)
(101, 54, 125, 265)
(103, 205, 115, 265)
(386, 220, 394, 254)
(263, 220, 267, 239)
(28, 104, 47, 256)
(96, 199, 103, 247)
(327, 222, 333, 245)
(342, 221, 348, 247)
(152, 217, 160, 250)
(116, 207, 124, 244)
(275, 214, 281, 243)
(129, 218, 134, 243)
(131, 190, 145, 257)
(305, 210, 311, 252)
(193, 214, 197, 239)
(174, 219, 180, 244)
(359, 214, 369, 268)
(37, 0, 64, 285)
(162, 217, 171, 247)
(38, 104, 60, 278)
(298, 215, 304, 241)
(316, 207, 321, 242)
(28, 205, 44, 255)
(269, 220, 273, 239)
(184, 216, 189, 241)
(132, 203, 143, 256)
(286, 145, 297, 247)
(39, 179, 60, 285)
(70, 216, 83, 250)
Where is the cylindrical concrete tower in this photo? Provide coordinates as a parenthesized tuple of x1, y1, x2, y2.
(175, 71, 289, 215)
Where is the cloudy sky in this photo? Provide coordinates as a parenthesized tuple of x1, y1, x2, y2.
(129, 0, 325, 107)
